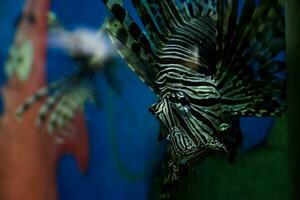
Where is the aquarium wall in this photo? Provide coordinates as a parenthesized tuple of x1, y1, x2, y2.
(0, 0, 290, 200)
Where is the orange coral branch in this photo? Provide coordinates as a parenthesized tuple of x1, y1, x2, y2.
(0, 0, 89, 199)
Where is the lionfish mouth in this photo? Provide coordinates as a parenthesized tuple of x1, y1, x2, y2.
(165, 126, 212, 180)
(172, 125, 228, 156)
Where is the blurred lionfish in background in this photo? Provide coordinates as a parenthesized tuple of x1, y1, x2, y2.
(16, 12, 120, 134)
(102, 0, 286, 198)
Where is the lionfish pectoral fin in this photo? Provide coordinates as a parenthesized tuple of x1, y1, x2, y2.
(220, 79, 286, 117)
(216, 0, 286, 117)
(215, 0, 285, 78)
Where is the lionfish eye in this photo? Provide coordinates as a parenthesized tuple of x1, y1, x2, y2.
(170, 92, 190, 107)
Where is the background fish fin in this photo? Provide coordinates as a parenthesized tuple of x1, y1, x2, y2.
(16, 80, 62, 118)
(35, 87, 66, 127)
(47, 86, 91, 134)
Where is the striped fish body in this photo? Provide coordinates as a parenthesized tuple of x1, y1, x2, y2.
(145, 9, 241, 179)
(151, 69, 239, 179)
(102, 0, 285, 196)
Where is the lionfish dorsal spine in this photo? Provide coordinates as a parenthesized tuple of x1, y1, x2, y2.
(103, 0, 160, 93)
(214, 0, 285, 117)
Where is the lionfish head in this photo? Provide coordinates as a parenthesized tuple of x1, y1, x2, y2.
(149, 87, 233, 179)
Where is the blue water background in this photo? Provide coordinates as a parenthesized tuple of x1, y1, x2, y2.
(0, 0, 284, 199)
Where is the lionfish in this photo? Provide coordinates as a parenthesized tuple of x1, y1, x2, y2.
(102, 0, 285, 198)
(16, 12, 120, 133)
